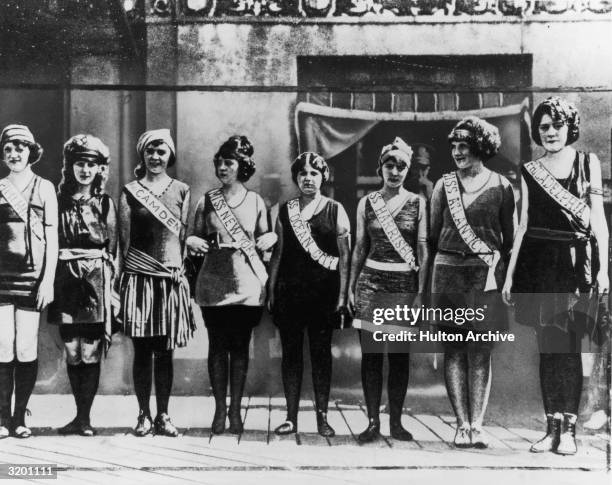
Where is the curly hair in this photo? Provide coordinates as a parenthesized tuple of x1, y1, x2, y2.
(290, 152, 330, 185)
(448, 116, 501, 161)
(531, 96, 580, 146)
(58, 134, 109, 201)
(214, 135, 256, 182)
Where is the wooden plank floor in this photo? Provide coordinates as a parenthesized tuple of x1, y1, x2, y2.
(0, 395, 608, 484)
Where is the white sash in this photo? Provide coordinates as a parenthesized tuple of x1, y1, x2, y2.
(524, 160, 590, 228)
(0, 177, 44, 240)
(287, 198, 338, 271)
(208, 189, 268, 285)
(367, 191, 418, 271)
(442, 172, 500, 291)
(124, 181, 181, 237)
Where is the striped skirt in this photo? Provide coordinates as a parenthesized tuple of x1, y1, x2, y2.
(119, 248, 196, 349)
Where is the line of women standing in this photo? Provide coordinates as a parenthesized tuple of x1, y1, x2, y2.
(0, 97, 607, 457)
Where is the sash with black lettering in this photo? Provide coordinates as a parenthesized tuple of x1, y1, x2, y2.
(443, 172, 500, 291)
(367, 191, 418, 271)
(208, 189, 268, 285)
(124, 181, 181, 237)
(287, 198, 338, 271)
(0, 177, 44, 240)
(524, 160, 590, 230)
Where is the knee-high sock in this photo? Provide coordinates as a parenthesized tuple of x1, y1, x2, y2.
(78, 363, 100, 423)
(66, 363, 83, 418)
(279, 327, 304, 424)
(228, 328, 252, 416)
(388, 353, 410, 425)
(0, 361, 14, 422)
(132, 340, 153, 415)
(13, 359, 38, 425)
(467, 350, 491, 427)
(309, 326, 333, 414)
(154, 351, 173, 415)
(444, 351, 470, 426)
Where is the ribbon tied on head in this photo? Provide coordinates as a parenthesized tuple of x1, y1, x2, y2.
(379, 137, 413, 167)
(136, 129, 176, 162)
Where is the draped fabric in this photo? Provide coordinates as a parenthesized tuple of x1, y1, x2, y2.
(295, 100, 530, 159)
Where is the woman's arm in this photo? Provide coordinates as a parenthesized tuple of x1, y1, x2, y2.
(502, 176, 529, 305)
(336, 203, 352, 309)
(416, 194, 430, 294)
(588, 154, 610, 294)
(254, 193, 277, 252)
(105, 196, 118, 258)
(348, 197, 369, 312)
(499, 178, 518, 265)
(118, 190, 131, 259)
(266, 216, 284, 312)
(180, 187, 191, 249)
(37, 179, 58, 311)
(186, 196, 210, 256)
(429, 179, 445, 253)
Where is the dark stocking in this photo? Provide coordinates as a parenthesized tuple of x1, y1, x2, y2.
(539, 353, 561, 414)
(0, 361, 14, 423)
(207, 327, 229, 413)
(228, 328, 252, 418)
(360, 332, 383, 422)
(309, 326, 333, 414)
(13, 360, 38, 426)
(154, 350, 173, 415)
(78, 363, 100, 424)
(279, 326, 304, 424)
(388, 353, 410, 425)
(132, 339, 153, 416)
(66, 363, 83, 418)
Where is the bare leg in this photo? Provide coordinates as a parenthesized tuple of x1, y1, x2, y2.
(467, 349, 492, 428)
(444, 350, 470, 426)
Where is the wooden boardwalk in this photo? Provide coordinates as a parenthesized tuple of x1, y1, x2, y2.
(0, 395, 609, 484)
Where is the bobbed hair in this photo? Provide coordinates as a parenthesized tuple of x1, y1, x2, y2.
(531, 96, 580, 146)
(448, 116, 501, 162)
(2, 140, 43, 165)
(214, 135, 256, 182)
(290, 152, 330, 185)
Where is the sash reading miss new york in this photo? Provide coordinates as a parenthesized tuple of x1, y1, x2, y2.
(208, 189, 268, 285)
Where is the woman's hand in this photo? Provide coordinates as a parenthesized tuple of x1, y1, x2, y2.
(36, 278, 55, 311)
(501, 277, 513, 306)
(267, 291, 275, 313)
(256, 232, 278, 252)
(334, 296, 347, 315)
(597, 271, 610, 295)
(347, 289, 355, 317)
(186, 235, 210, 256)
